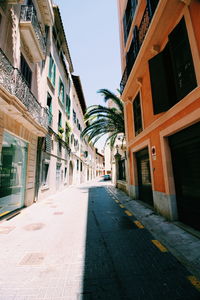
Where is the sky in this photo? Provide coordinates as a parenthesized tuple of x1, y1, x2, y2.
(54, 0, 121, 107)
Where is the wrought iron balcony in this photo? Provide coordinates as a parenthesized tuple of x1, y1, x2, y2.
(20, 5, 46, 62)
(120, 0, 159, 94)
(0, 49, 48, 130)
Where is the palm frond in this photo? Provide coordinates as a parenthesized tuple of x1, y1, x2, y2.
(97, 89, 124, 113)
(82, 88, 125, 146)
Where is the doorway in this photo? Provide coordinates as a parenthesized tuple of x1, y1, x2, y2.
(135, 147, 153, 206)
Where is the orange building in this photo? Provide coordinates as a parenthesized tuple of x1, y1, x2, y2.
(117, 0, 200, 231)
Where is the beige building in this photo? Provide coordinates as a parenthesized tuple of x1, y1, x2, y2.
(0, 0, 98, 217)
(0, 0, 53, 217)
(95, 149, 105, 177)
(36, 5, 98, 199)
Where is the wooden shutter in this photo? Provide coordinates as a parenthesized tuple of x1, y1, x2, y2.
(133, 93, 143, 135)
(45, 133, 52, 153)
(149, 49, 171, 114)
(169, 17, 197, 101)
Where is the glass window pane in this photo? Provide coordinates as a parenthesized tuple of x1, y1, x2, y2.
(0, 132, 28, 216)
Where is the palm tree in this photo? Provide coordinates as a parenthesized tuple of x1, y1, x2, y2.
(81, 89, 125, 148)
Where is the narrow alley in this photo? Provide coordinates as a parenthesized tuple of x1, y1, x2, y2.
(0, 180, 199, 300)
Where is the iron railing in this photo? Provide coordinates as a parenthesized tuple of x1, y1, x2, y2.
(20, 5, 46, 55)
(120, 0, 159, 94)
(0, 49, 48, 130)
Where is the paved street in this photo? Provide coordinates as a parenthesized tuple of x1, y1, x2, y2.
(0, 180, 199, 300)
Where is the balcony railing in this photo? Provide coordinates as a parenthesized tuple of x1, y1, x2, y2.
(0, 49, 48, 130)
(120, 0, 159, 94)
(20, 5, 46, 55)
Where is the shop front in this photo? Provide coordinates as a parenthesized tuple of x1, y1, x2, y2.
(0, 131, 28, 217)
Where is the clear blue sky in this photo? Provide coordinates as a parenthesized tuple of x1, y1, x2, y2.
(54, 0, 121, 107)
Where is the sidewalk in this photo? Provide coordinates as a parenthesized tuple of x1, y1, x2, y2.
(107, 185, 200, 281)
(0, 185, 91, 300)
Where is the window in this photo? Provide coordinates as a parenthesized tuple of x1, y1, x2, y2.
(71, 134, 74, 144)
(64, 167, 67, 181)
(77, 159, 79, 171)
(133, 93, 143, 135)
(66, 94, 71, 118)
(58, 78, 64, 103)
(47, 93, 52, 126)
(42, 161, 49, 186)
(168, 17, 197, 101)
(74, 139, 79, 151)
(149, 17, 197, 115)
(48, 54, 56, 87)
(80, 162, 83, 172)
(20, 54, 32, 88)
(58, 111, 62, 130)
(123, 0, 138, 43)
(0, 132, 28, 213)
(73, 110, 76, 123)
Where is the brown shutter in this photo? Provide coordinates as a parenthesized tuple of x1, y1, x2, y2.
(168, 17, 197, 101)
(148, 49, 172, 114)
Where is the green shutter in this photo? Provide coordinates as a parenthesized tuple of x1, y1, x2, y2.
(52, 63, 56, 86)
(48, 55, 52, 79)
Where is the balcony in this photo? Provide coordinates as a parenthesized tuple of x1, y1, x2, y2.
(0, 49, 48, 130)
(120, 0, 159, 94)
(37, 0, 54, 26)
(20, 5, 46, 62)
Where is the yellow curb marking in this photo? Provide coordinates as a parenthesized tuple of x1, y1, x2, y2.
(124, 210, 133, 216)
(115, 200, 119, 203)
(0, 211, 10, 217)
(187, 276, 200, 292)
(151, 240, 168, 252)
(119, 204, 125, 208)
(134, 220, 144, 229)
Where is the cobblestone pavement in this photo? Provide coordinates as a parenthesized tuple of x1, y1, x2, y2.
(0, 180, 199, 300)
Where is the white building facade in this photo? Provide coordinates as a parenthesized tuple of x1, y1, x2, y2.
(0, 1, 98, 217)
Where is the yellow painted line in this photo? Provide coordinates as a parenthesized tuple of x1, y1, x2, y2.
(115, 200, 119, 204)
(0, 211, 10, 217)
(151, 240, 168, 252)
(119, 204, 125, 208)
(124, 210, 133, 216)
(187, 276, 200, 292)
(134, 220, 144, 229)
